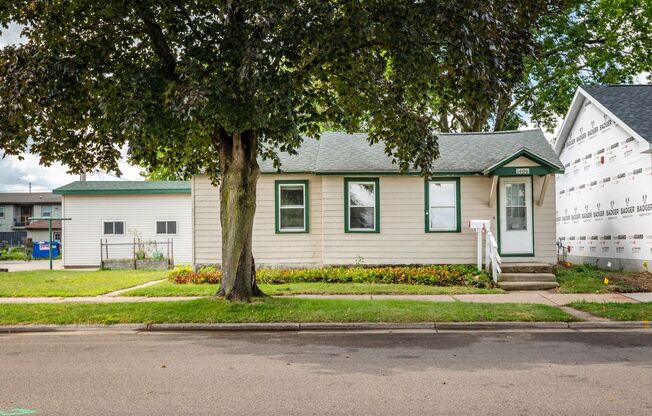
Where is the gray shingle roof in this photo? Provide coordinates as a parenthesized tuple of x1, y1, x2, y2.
(0, 192, 61, 205)
(259, 129, 561, 174)
(581, 85, 652, 143)
(53, 181, 191, 195)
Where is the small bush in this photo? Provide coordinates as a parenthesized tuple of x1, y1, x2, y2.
(0, 247, 29, 261)
(168, 264, 493, 288)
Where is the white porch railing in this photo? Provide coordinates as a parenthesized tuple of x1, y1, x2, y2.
(485, 231, 502, 283)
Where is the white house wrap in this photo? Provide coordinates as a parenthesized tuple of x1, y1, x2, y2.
(554, 85, 652, 271)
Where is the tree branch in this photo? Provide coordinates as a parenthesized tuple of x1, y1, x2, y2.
(135, 4, 178, 81)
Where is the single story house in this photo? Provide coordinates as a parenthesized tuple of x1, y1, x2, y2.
(53, 181, 192, 268)
(24, 219, 62, 242)
(554, 85, 652, 271)
(192, 130, 564, 278)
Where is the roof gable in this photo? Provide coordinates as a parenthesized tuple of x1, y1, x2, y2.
(555, 85, 652, 154)
(482, 148, 564, 175)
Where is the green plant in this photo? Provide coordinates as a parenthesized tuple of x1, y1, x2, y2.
(168, 265, 494, 289)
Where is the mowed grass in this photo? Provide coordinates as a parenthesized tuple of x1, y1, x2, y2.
(556, 265, 636, 293)
(119, 281, 504, 297)
(570, 302, 652, 321)
(0, 270, 166, 297)
(0, 298, 573, 325)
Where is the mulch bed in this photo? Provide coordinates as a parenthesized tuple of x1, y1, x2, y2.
(604, 271, 652, 292)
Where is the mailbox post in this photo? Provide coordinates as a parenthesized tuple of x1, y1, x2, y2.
(469, 220, 491, 271)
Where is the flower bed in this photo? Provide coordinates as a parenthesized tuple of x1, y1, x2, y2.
(169, 265, 494, 288)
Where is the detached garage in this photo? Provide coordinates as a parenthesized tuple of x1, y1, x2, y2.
(53, 181, 192, 268)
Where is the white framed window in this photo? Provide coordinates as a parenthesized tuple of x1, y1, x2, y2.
(0, 207, 4, 219)
(103, 221, 125, 235)
(156, 221, 177, 235)
(276, 181, 309, 233)
(426, 179, 460, 232)
(345, 178, 379, 232)
(53, 232, 61, 241)
(41, 206, 52, 217)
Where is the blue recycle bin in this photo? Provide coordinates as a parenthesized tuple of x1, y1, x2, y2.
(32, 241, 61, 259)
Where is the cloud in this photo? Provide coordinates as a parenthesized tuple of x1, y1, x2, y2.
(0, 152, 144, 192)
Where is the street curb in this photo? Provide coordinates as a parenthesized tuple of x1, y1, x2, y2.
(435, 322, 570, 330)
(0, 321, 650, 333)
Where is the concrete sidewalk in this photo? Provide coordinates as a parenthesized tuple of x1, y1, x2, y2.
(0, 291, 646, 305)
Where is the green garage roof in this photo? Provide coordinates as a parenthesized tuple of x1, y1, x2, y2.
(53, 181, 191, 195)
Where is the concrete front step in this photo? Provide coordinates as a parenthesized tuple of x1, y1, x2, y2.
(498, 281, 560, 291)
(499, 273, 557, 283)
(501, 262, 554, 274)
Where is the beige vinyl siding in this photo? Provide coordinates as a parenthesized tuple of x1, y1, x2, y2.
(192, 173, 558, 267)
(192, 174, 323, 267)
(504, 156, 542, 167)
(531, 174, 557, 263)
(62, 194, 192, 267)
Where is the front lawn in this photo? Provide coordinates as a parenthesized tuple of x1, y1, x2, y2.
(0, 298, 573, 325)
(0, 270, 166, 297)
(570, 302, 652, 321)
(119, 281, 504, 297)
(556, 265, 649, 293)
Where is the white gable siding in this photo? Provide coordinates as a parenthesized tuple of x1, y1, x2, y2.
(193, 173, 557, 267)
(62, 194, 192, 267)
(556, 100, 652, 270)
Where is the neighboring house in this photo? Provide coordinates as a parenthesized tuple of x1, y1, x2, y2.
(24, 220, 62, 242)
(554, 85, 652, 271)
(192, 130, 563, 273)
(53, 181, 192, 268)
(0, 192, 62, 244)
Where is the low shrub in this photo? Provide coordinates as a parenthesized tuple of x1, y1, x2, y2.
(168, 264, 493, 288)
(0, 247, 29, 261)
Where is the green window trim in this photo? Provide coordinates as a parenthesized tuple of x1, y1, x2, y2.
(424, 178, 461, 233)
(275, 180, 310, 234)
(344, 177, 380, 233)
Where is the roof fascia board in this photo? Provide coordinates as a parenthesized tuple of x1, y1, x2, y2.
(558, 87, 651, 154)
(554, 89, 584, 155)
(483, 148, 563, 175)
(53, 189, 191, 195)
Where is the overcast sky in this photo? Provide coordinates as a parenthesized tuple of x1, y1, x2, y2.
(0, 23, 143, 192)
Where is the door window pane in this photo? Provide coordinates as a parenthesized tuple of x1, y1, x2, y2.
(347, 181, 377, 231)
(428, 181, 457, 231)
(278, 183, 307, 232)
(505, 183, 527, 231)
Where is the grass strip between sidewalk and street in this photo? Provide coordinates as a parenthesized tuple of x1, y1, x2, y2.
(118, 281, 504, 297)
(0, 270, 166, 297)
(570, 302, 652, 321)
(0, 298, 574, 325)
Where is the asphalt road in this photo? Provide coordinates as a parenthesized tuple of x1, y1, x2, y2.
(1, 330, 651, 415)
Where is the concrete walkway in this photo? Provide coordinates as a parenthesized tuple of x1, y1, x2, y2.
(0, 291, 646, 305)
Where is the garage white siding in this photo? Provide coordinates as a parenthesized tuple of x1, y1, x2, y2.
(62, 194, 192, 267)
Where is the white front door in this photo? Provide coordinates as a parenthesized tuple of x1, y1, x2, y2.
(499, 177, 533, 255)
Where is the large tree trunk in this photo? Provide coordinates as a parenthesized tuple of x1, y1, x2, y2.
(215, 129, 264, 302)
